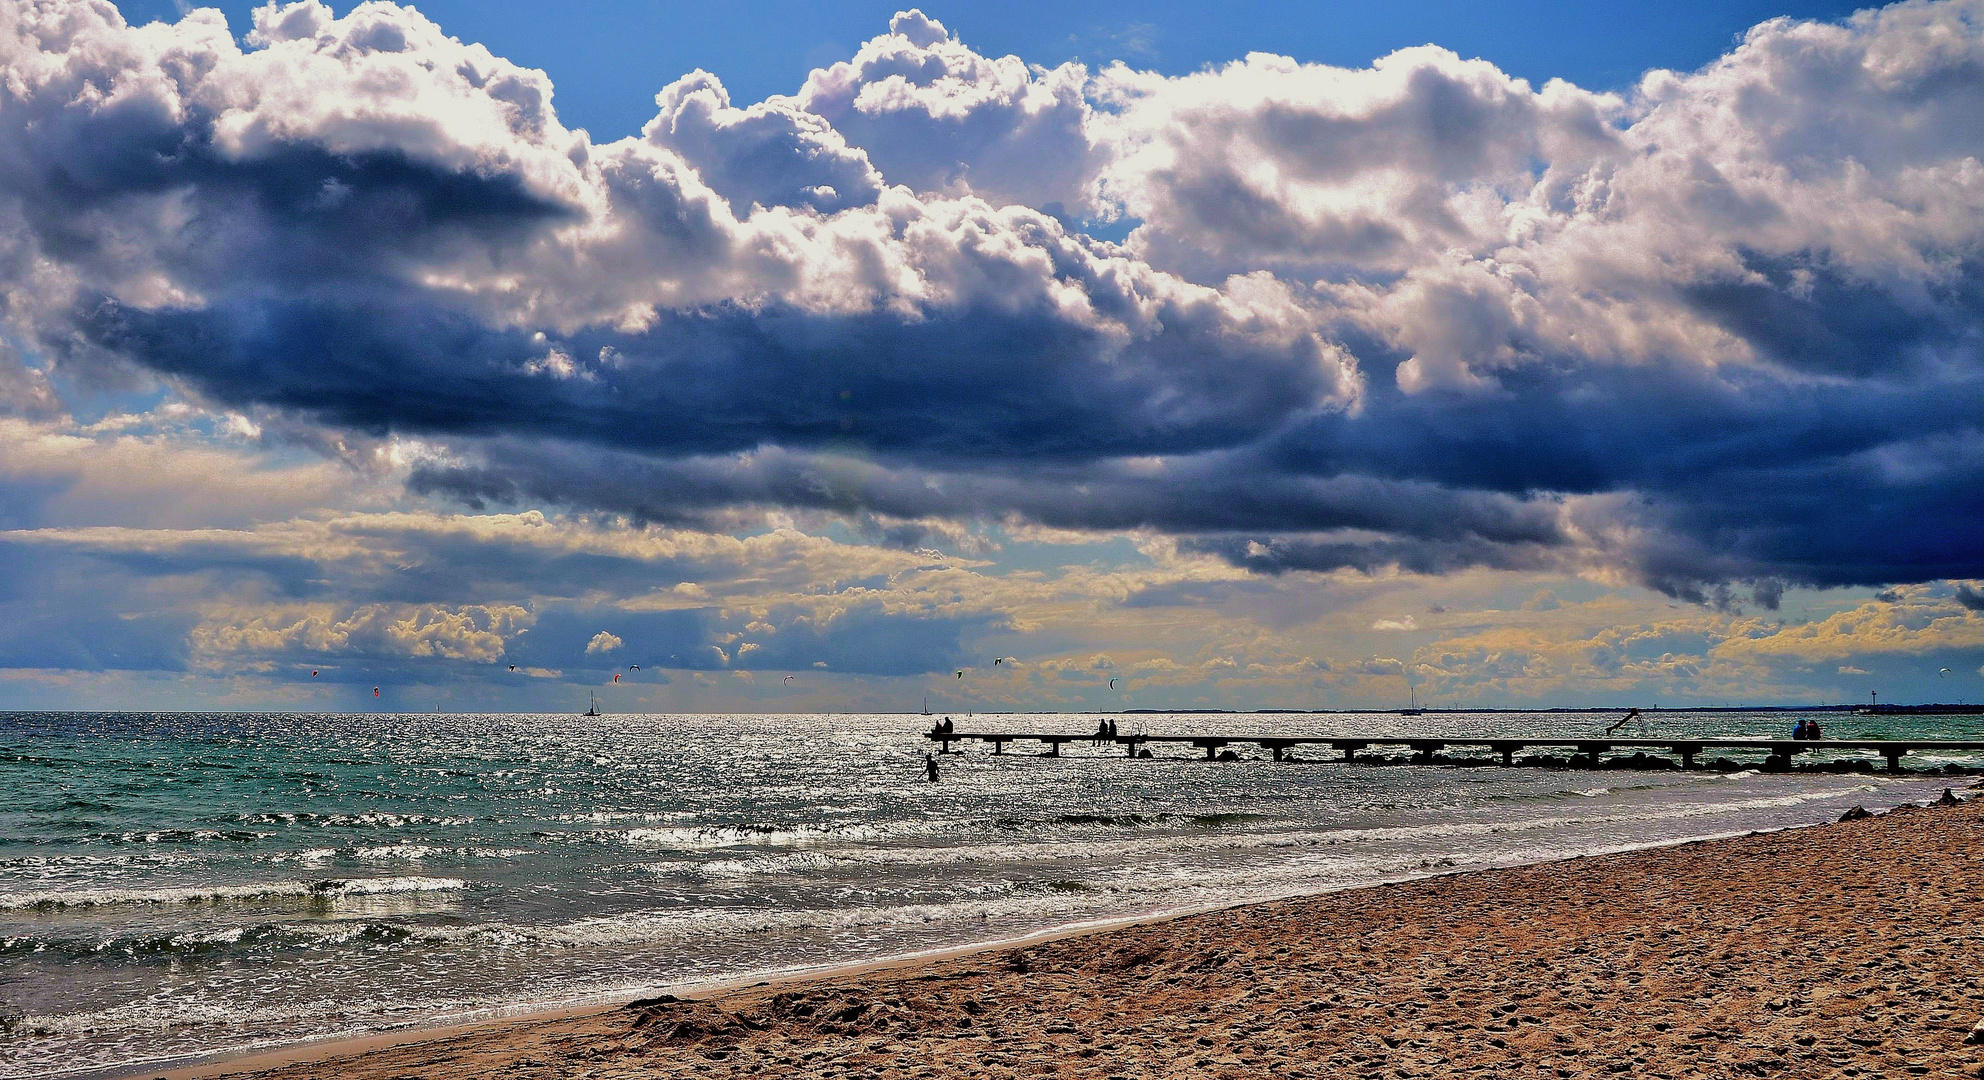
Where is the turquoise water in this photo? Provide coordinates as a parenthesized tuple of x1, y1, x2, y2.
(1, 709, 1975, 1078)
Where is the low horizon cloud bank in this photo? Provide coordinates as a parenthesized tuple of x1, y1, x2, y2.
(1, 0, 1982, 706)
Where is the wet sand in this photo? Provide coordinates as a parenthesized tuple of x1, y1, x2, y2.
(160, 792, 1984, 1080)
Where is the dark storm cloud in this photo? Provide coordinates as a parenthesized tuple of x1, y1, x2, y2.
(407, 438, 1571, 547)
(73, 287, 1335, 462)
(6, 0, 1984, 606)
(1180, 534, 1562, 577)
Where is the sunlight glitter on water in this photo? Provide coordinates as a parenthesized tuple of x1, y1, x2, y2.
(0, 709, 1974, 1078)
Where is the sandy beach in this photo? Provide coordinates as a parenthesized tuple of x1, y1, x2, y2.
(147, 788, 1984, 1080)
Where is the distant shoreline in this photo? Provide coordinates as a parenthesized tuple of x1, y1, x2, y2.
(1134, 702, 1984, 715)
(9, 703, 1984, 716)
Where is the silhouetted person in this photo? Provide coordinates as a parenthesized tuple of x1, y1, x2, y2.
(1792, 718, 1810, 740)
(925, 754, 939, 782)
(1805, 718, 1823, 741)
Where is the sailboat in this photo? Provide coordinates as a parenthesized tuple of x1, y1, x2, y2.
(922, 694, 930, 716)
(1400, 685, 1424, 716)
(584, 690, 600, 717)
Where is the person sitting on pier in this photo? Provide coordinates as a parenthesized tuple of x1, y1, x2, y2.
(1095, 718, 1109, 746)
(1792, 718, 1810, 740)
(1804, 718, 1823, 741)
(1105, 719, 1118, 740)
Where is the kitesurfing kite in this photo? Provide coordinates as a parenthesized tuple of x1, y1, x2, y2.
(784, 675, 795, 684)
(372, 687, 380, 697)
(311, 671, 318, 677)
(1942, 667, 1954, 676)
(509, 664, 517, 671)
(1109, 677, 1118, 689)
(612, 673, 621, 682)
(956, 669, 965, 679)
(629, 665, 640, 671)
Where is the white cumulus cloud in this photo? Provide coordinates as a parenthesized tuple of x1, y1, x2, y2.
(585, 630, 623, 654)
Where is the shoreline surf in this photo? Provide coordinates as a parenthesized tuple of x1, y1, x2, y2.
(99, 788, 1984, 1080)
(86, 785, 1956, 1080)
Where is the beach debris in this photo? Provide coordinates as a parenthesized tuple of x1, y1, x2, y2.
(1838, 805, 1873, 821)
(1937, 787, 1962, 805)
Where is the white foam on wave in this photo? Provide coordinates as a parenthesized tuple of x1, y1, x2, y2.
(260, 845, 527, 865)
(675, 780, 1894, 882)
(0, 851, 197, 870)
(0, 876, 468, 911)
(235, 811, 477, 829)
(393, 824, 1724, 955)
(610, 821, 889, 850)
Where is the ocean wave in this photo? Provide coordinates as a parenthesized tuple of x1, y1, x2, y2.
(549, 809, 699, 824)
(0, 876, 468, 911)
(588, 821, 889, 851)
(0, 851, 198, 871)
(257, 844, 527, 864)
(550, 811, 1275, 853)
(0, 916, 447, 961)
(233, 811, 478, 829)
(425, 893, 1079, 950)
(397, 845, 1523, 952)
(71, 829, 270, 846)
(675, 784, 1896, 880)
(989, 810, 1272, 832)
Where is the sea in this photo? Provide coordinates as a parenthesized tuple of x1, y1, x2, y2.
(2, 709, 1977, 1078)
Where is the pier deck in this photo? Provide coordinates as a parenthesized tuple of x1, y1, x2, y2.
(926, 731, 1984, 772)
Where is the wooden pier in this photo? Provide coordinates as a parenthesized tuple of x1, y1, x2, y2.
(926, 730, 1984, 773)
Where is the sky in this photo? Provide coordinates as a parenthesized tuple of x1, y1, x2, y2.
(0, 0, 1981, 713)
